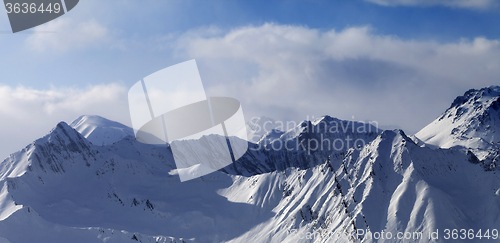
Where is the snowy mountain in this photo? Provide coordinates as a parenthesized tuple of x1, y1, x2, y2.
(1, 121, 498, 243)
(222, 115, 381, 177)
(0, 122, 244, 242)
(70, 115, 135, 146)
(417, 86, 500, 148)
(0, 87, 499, 243)
(227, 130, 500, 242)
(416, 86, 500, 168)
(260, 115, 380, 153)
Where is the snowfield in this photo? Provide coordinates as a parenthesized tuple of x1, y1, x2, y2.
(0, 86, 499, 242)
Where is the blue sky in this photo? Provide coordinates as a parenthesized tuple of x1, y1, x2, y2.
(0, 0, 499, 159)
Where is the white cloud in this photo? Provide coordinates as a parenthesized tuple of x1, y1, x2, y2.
(176, 23, 500, 134)
(4, 23, 500, 161)
(25, 18, 108, 52)
(365, 0, 497, 9)
(0, 83, 130, 160)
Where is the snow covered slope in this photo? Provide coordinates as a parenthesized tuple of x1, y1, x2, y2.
(225, 130, 500, 243)
(0, 101, 499, 243)
(416, 86, 500, 149)
(416, 86, 500, 168)
(70, 115, 134, 146)
(0, 122, 269, 243)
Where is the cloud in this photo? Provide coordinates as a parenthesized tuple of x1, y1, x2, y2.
(176, 23, 500, 134)
(4, 23, 499, 161)
(0, 83, 130, 160)
(25, 18, 109, 52)
(364, 0, 497, 9)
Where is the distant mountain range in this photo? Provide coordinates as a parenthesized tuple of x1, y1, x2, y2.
(0, 86, 499, 243)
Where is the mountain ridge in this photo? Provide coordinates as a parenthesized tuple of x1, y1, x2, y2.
(0, 86, 500, 242)
(416, 85, 500, 170)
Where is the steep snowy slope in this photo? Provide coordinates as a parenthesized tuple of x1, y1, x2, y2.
(225, 130, 500, 243)
(0, 114, 381, 243)
(70, 115, 135, 146)
(0, 107, 499, 243)
(416, 86, 500, 169)
(416, 86, 500, 149)
(0, 122, 276, 243)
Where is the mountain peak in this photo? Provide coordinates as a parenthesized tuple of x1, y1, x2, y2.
(416, 86, 500, 151)
(69, 115, 134, 146)
(47, 121, 87, 144)
(448, 86, 500, 111)
(0, 121, 95, 180)
(55, 121, 72, 132)
(376, 129, 416, 147)
(41, 120, 95, 152)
